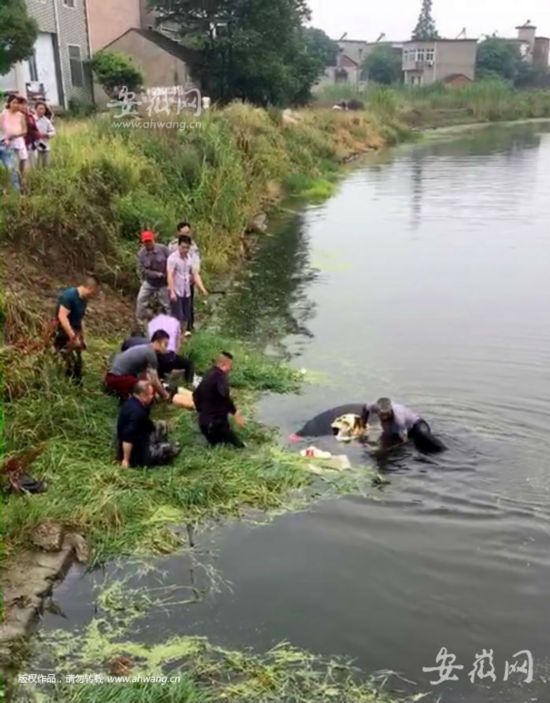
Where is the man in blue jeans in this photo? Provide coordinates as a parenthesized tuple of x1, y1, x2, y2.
(0, 139, 21, 193)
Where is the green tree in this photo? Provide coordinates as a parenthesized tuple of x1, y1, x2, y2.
(150, 0, 325, 106)
(90, 51, 144, 98)
(412, 0, 439, 41)
(0, 0, 38, 76)
(362, 45, 402, 84)
(303, 27, 338, 68)
(476, 38, 523, 82)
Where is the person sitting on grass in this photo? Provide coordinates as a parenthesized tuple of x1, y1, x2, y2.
(117, 380, 180, 469)
(53, 275, 100, 384)
(193, 351, 246, 448)
(105, 330, 171, 402)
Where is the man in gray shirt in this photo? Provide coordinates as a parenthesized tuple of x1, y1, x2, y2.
(136, 230, 170, 322)
(105, 330, 171, 401)
(362, 398, 446, 454)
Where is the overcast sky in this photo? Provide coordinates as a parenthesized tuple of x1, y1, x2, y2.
(307, 0, 550, 42)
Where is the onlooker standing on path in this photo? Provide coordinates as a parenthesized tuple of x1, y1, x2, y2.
(136, 231, 170, 323)
(53, 275, 100, 383)
(193, 352, 246, 448)
(0, 96, 26, 193)
(167, 235, 208, 332)
(18, 97, 39, 172)
(170, 222, 202, 335)
(34, 102, 56, 167)
(117, 380, 180, 469)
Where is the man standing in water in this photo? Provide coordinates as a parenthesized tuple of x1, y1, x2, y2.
(361, 398, 446, 453)
(193, 352, 246, 447)
(53, 275, 100, 383)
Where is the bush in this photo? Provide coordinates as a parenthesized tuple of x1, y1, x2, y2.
(90, 51, 144, 98)
(67, 96, 95, 117)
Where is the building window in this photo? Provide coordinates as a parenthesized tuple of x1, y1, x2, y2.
(63, 0, 76, 8)
(68, 45, 84, 87)
(416, 49, 425, 62)
(426, 49, 435, 62)
(28, 51, 39, 82)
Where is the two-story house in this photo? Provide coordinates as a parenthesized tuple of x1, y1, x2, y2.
(86, 0, 195, 104)
(402, 39, 478, 86)
(0, 0, 93, 108)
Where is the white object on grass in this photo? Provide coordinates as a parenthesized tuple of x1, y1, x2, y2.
(300, 446, 332, 459)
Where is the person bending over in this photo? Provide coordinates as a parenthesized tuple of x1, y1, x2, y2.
(105, 330, 171, 402)
(193, 352, 246, 448)
(120, 313, 195, 384)
(361, 397, 446, 454)
(117, 380, 180, 469)
(53, 275, 100, 383)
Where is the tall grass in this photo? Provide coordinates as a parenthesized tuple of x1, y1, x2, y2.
(1, 105, 387, 296)
(314, 79, 550, 126)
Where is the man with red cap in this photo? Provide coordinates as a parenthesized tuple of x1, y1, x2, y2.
(136, 231, 170, 322)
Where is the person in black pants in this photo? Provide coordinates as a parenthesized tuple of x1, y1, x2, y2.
(192, 352, 246, 448)
(120, 336, 194, 384)
(53, 275, 100, 384)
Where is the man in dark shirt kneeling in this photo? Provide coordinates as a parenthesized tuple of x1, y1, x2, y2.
(192, 352, 246, 448)
(117, 380, 180, 468)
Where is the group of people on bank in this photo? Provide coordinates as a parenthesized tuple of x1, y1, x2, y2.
(52, 221, 246, 470)
(51, 219, 445, 470)
(0, 95, 55, 193)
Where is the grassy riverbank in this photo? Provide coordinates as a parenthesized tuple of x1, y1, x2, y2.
(1, 104, 396, 294)
(315, 80, 550, 127)
(1, 105, 393, 567)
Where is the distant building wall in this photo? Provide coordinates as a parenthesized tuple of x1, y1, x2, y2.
(516, 24, 537, 62)
(434, 41, 477, 82)
(27, 0, 56, 32)
(55, 0, 93, 104)
(95, 30, 192, 105)
(87, 0, 141, 52)
(534, 37, 550, 68)
(0, 0, 92, 107)
(403, 40, 477, 86)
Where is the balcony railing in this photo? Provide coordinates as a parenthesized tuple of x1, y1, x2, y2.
(403, 59, 435, 71)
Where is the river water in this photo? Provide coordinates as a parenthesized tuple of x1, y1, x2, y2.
(38, 123, 550, 702)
